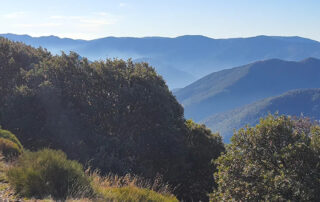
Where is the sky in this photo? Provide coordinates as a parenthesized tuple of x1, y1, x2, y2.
(0, 0, 319, 41)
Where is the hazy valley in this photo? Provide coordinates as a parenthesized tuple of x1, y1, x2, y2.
(3, 33, 320, 89)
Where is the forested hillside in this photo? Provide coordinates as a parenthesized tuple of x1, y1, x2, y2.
(175, 58, 320, 121)
(3, 34, 320, 88)
(203, 88, 320, 141)
(0, 37, 224, 201)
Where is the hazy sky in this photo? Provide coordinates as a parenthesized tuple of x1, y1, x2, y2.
(0, 0, 319, 40)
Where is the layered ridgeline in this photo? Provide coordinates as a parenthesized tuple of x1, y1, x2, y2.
(0, 37, 224, 201)
(2, 34, 320, 88)
(203, 89, 320, 141)
(175, 58, 320, 122)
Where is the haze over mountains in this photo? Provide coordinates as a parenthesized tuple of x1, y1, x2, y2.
(203, 88, 320, 141)
(175, 58, 320, 121)
(2, 33, 320, 89)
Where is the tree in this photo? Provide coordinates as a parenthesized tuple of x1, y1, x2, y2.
(212, 115, 320, 201)
(0, 37, 50, 107)
(177, 120, 224, 201)
(0, 38, 225, 201)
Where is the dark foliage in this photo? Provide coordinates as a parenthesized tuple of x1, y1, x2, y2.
(0, 37, 224, 201)
(177, 120, 224, 201)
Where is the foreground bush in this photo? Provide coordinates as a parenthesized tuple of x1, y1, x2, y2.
(0, 128, 23, 159)
(7, 149, 92, 200)
(212, 115, 320, 201)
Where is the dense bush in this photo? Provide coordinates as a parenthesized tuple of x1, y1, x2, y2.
(212, 115, 320, 201)
(7, 149, 92, 200)
(0, 128, 23, 159)
(0, 37, 224, 201)
(177, 120, 224, 201)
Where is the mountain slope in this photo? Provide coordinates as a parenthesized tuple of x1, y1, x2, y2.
(175, 58, 320, 121)
(2, 34, 320, 88)
(203, 89, 320, 141)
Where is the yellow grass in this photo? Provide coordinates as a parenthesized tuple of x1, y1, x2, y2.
(90, 171, 178, 202)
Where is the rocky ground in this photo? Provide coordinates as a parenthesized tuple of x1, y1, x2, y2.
(0, 155, 20, 202)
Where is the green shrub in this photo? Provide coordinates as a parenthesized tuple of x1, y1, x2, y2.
(212, 115, 320, 201)
(0, 138, 21, 159)
(0, 129, 23, 159)
(7, 149, 92, 200)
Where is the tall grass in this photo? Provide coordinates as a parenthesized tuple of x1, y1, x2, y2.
(5, 148, 178, 201)
(90, 171, 178, 202)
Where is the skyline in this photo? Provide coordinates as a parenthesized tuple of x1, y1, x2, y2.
(0, 0, 319, 41)
(3, 32, 320, 42)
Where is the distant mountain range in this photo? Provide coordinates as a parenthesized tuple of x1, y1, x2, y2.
(203, 88, 320, 141)
(2, 33, 320, 88)
(174, 58, 320, 121)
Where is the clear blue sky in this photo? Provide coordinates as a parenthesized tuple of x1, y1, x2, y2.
(0, 0, 319, 41)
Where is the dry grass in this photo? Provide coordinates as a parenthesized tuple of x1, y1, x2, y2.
(90, 171, 173, 195)
(89, 171, 178, 202)
(20, 172, 179, 202)
(2, 153, 178, 202)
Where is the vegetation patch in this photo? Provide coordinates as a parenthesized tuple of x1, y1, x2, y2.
(7, 149, 92, 200)
(0, 38, 225, 201)
(91, 172, 178, 202)
(212, 115, 320, 201)
(0, 128, 23, 160)
(97, 186, 178, 202)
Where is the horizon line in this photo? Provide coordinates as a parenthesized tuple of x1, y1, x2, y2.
(1, 33, 319, 43)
